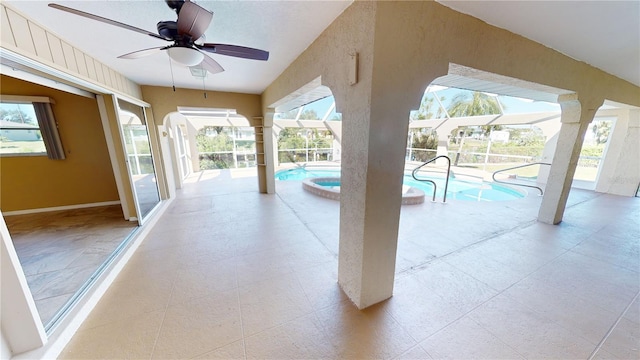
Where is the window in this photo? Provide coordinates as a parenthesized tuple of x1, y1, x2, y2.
(0, 97, 65, 159)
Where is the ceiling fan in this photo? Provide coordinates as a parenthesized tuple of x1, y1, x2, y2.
(48, 0, 269, 76)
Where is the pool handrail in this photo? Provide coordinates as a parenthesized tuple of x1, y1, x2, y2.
(411, 155, 452, 203)
(491, 162, 551, 195)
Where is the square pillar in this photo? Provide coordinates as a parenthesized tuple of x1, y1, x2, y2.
(436, 133, 450, 165)
(338, 102, 410, 309)
(538, 94, 603, 224)
(595, 109, 640, 196)
(256, 112, 276, 194)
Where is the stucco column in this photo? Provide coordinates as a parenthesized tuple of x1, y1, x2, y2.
(595, 109, 640, 196)
(186, 120, 200, 172)
(435, 132, 449, 164)
(272, 126, 282, 168)
(338, 100, 411, 308)
(538, 94, 603, 224)
(262, 125, 276, 194)
(258, 112, 276, 194)
(324, 121, 342, 162)
(535, 120, 562, 186)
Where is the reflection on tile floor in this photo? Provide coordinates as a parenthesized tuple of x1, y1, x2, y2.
(61, 169, 639, 359)
(6, 205, 136, 326)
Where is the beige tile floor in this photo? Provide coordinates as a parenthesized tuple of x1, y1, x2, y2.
(6, 205, 136, 326)
(60, 169, 639, 359)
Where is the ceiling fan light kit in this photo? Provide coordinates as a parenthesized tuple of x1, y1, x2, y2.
(48, 0, 269, 78)
(168, 47, 204, 66)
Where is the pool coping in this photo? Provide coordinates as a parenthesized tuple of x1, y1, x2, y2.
(302, 177, 425, 205)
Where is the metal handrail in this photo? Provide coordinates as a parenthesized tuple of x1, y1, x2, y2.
(412, 155, 452, 203)
(492, 162, 551, 195)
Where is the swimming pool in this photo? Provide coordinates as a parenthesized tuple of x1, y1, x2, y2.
(275, 167, 525, 201)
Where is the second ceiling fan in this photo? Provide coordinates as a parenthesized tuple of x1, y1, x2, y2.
(48, 0, 269, 75)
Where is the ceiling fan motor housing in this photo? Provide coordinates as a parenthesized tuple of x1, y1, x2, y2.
(157, 21, 178, 40)
(165, 0, 184, 13)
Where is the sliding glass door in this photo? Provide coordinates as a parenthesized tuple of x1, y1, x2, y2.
(116, 99, 161, 223)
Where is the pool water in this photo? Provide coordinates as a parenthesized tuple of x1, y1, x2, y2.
(275, 167, 525, 201)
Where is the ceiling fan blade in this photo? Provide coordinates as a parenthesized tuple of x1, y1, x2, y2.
(48, 3, 169, 41)
(118, 47, 166, 60)
(177, 1, 213, 40)
(199, 54, 224, 74)
(197, 43, 269, 61)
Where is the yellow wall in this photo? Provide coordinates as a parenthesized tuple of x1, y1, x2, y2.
(141, 86, 263, 126)
(0, 75, 119, 211)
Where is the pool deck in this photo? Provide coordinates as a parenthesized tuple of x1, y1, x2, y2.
(60, 167, 639, 359)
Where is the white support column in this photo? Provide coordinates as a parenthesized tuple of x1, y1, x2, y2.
(256, 111, 276, 194)
(435, 132, 449, 164)
(535, 120, 562, 186)
(338, 98, 413, 309)
(272, 126, 282, 168)
(263, 125, 276, 194)
(186, 120, 200, 173)
(538, 94, 603, 224)
(595, 109, 640, 196)
(435, 137, 448, 158)
(323, 121, 342, 162)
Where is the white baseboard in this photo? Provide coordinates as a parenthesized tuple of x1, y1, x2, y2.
(2, 201, 121, 216)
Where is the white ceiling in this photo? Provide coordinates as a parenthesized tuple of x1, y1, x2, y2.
(437, 0, 640, 88)
(4, 1, 639, 96)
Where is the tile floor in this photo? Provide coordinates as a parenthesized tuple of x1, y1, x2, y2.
(6, 205, 136, 326)
(60, 169, 639, 359)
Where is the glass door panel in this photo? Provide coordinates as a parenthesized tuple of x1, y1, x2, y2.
(117, 99, 160, 222)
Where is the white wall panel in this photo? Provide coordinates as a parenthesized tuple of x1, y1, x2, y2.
(27, 22, 52, 62)
(85, 56, 98, 81)
(61, 41, 78, 73)
(6, 8, 35, 55)
(46, 32, 66, 68)
(116, 73, 124, 92)
(73, 48, 88, 77)
(109, 69, 118, 90)
(1, 6, 16, 47)
(95, 60, 106, 84)
(102, 64, 112, 87)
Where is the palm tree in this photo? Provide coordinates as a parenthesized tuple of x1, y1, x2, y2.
(448, 92, 504, 137)
(411, 94, 446, 120)
(447, 91, 505, 165)
(591, 120, 612, 144)
(447, 91, 502, 117)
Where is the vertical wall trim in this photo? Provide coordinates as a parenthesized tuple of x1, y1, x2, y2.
(95, 94, 132, 220)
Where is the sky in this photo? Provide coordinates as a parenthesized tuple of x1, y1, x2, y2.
(281, 87, 561, 121)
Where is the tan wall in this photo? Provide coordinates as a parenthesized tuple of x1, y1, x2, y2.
(0, 75, 119, 211)
(141, 86, 263, 127)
